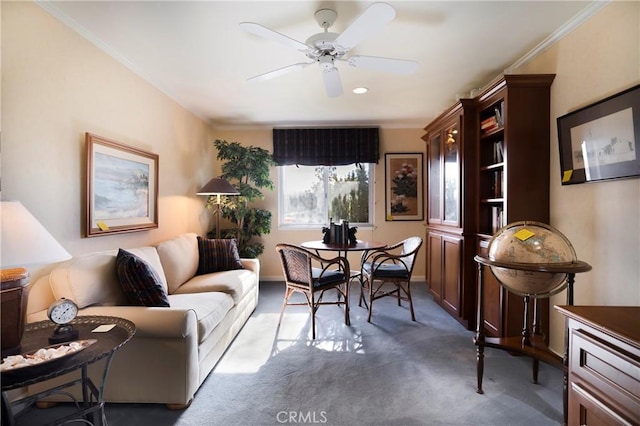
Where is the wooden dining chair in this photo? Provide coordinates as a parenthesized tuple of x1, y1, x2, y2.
(360, 236, 423, 322)
(275, 243, 351, 339)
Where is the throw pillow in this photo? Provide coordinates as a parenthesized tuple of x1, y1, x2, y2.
(196, 237, 244, 275)
(115, 249, 170, 307)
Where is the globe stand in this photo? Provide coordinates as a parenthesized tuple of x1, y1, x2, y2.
(473, 256, 591, 426)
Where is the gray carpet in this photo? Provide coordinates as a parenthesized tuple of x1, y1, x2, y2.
(17, 281, 563, 425)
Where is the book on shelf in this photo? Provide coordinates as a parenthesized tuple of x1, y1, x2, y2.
(481, 116, 498, 128)
(494, 141, 504, 163)
(491, 206, 504, 234)
(493, 171, 504, 198)
(494, 101, 504, 126)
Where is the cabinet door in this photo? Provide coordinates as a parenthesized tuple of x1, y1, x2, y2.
(427, 232, 443, 302)
(427, 133, 442, 223)
(442, 235, 462, 316)
(443, 123, 460, 226)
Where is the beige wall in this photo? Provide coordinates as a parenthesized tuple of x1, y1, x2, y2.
(1, 2, 428, 285)
(214, 127, 427, 280)
(2, 2, 218, 280)
(515, 0, 640, 353)
(3, 1, 639, 356)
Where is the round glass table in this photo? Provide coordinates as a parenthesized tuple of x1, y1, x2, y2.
(2, 315, 136, 426)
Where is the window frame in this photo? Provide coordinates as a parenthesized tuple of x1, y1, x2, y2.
(277, 163, 375, 230)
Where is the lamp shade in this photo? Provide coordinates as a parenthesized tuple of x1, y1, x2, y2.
(196, 178, 240, 196)
(1, 201, 72, 268)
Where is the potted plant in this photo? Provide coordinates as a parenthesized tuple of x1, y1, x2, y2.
(205, 139, 276, 258)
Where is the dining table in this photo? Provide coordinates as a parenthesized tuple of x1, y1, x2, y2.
(301, 240, 387, 308)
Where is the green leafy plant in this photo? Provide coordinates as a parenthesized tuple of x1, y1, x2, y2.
(205, 139, 276, 258)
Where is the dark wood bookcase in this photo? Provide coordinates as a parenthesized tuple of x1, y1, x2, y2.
(422, 99, 477, 329)
(423, 74, 555, 335)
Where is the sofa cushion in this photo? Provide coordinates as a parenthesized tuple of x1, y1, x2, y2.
(167, 292, 234, 343)
(196, 237, 244, 274)
(124, 246, 169, 294)
(156, 233, 199, 294)
(172, 269, 256, 303)
(116, 249, 170, 307)
(49, 251, 128, 308)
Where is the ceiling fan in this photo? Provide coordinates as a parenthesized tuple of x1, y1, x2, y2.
(240, 2, 418, 98)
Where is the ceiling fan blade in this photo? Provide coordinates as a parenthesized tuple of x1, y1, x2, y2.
(248, 62, 313, 82)
(347, 55, 419, 75)
(335, 3, 396, 50)
(322, 67, 343, 98)
(240, 22, 308, 52)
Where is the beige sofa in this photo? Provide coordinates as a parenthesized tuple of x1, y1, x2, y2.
(24, 233, 259, 408)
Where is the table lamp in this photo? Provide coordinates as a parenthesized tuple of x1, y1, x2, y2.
(1, 201, 72, 356)
(197, 178, 240, 239)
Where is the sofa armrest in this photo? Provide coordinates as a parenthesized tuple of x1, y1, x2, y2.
(28, 306, 197, 339)
(240, 258, 260, 277)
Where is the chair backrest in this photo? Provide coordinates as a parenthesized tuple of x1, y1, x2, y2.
(400, 236, 423, 275)
(275, 244, 312, 285)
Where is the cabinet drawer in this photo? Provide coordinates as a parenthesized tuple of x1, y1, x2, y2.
(570, 328, 640, 423)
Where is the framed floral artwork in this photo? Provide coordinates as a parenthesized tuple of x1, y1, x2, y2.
(85, 133, 159, 237)
(385, 153, 424, 221)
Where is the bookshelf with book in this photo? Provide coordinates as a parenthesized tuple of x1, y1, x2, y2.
(422, 74, 555, 334)
(475, 74, 555, 340)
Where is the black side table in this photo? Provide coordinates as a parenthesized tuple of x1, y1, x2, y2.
(2, 316, 136, 426)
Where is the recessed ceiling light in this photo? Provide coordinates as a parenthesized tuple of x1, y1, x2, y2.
(353, 87, 368, 94)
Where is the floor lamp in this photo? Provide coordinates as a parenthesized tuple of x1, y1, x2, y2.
(1, 201, 72, 356)
(197, 178, 240, 239)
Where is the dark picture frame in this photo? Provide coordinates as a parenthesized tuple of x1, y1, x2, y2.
(385, 152, 424, 221)
(86, 133, 159, 237)
(557, 84, 640, 185)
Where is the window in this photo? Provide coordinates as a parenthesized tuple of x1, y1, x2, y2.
(279, 164, 374, 228)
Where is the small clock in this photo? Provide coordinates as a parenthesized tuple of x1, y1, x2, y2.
(47, 298, 80, 344)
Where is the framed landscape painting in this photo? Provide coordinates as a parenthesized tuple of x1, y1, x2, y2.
(86, 133, 158, 236)
(385, 153, 424, 221)
(557, 84, 640, 185)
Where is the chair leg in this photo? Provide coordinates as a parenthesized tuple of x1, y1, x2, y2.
(343, 283, 351, 326)
(310, 292, 316, 340)
(278, 287, 294, 327)
(367, 279, 374, 323)
(406, 282, 416, 321)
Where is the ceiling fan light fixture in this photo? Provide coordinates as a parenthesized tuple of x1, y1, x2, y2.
(241, 2, 416, 98)
(353, 87, 368, 94)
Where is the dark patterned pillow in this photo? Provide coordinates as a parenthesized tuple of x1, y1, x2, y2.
(196, 237, 244, 274)
(115, 249, 170, 307)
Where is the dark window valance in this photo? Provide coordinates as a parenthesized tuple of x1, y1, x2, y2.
(272, 127, 379, 166)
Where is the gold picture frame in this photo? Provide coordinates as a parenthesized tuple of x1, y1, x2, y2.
(385, 152, 424, 221)
(85, 133, 159, 236)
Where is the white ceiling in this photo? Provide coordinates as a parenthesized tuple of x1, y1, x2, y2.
(39, 1, 601, 129)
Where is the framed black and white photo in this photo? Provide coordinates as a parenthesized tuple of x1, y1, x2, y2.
(557, 84, 640, 185)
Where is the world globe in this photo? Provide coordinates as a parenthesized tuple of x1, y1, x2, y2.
(487, 221, 578, 296)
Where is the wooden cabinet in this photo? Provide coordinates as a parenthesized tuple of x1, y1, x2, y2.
(427, 231, 462, 318)
(423, 74, 555, 333)
(556, 306, 640, 426)
(475, 74, 555, 339)
(423, 99, 477, 329)
(476, 74, 555, 237)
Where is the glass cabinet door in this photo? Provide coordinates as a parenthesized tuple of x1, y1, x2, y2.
(428, 133, 441, 222)
(443, 124, 459, 224)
